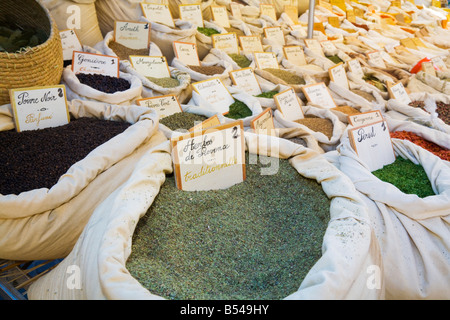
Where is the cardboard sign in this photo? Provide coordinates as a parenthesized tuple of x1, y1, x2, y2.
(114, 21, 150, 50)
(346, 9, 356, 23)
(301, 82, 337, 109)
(313, 22, 326, 34)
(72, 51, 119, 77)
(304, 39, 325, 57)
(421, 61, 437, 76)
(179, 4, 204, 27)
(284, 5, 299, 24)
(239, 35, 263, 53)
(329, 62, 349, 90)
(136, 94, 182, 119)
(347, 110, 383, 127)
(264, 26, 285, 46)
(230, 3, 243, 21)
(173, 41, 200, 66)
(191, 77, 235, 114)
(348, 120, 396, 172)
(319, 0, 333, 11)
(328, 16, 340, 28)
(320, 40, 337, 52)
(347, 58, 364, 78)
(330, 0, 346, 11)
(9, 85, 70, 132)
(140, 3, 175, 28)
(274, 88, 304, 121)
(283, 45, 306, 66)
(229, 67, 262, 96)
(129, 55, 171, 78)
(400, 37, 418, 50)
(211, 33, 239, 54)
(251, 108, 275, 135)
(253, 52, 279, 69)
(260, 4, 277, 21)
(367, 51, 386, 68)
(189, 114, 221, 132)
(60, 29, 82, 61)
(171, 121, 246, 191)
(211, 5, 230, 28)
(387, 81, 411, 105)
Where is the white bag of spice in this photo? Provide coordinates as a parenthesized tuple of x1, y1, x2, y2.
(0, 99, 170, 261)
(202, 48, 257, 70)
(27, 131, 384, 300)
(61, 66, 143, 105)
(252, 83, 292, 110)
(333, 132, 450, 299)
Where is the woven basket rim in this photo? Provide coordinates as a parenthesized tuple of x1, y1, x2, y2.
(0, 0, 57, 57)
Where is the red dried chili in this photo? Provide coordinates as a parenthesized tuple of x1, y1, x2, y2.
(390, 131, 450, 161)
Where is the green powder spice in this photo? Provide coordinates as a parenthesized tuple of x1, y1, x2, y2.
(326, 55, 344, 64)
(127, 153, 330, 300)
(197, 27, 221, 36)
(263, 68, 305, 85)
(146, 76, 180, 88)
(228, 53, 252, 68)
(255, 90, 279, 98)
(363, 74, 387, 92)
(159, 112, 208, 131)
(226, 99, 252, 119)
(372, 157, 435, 198)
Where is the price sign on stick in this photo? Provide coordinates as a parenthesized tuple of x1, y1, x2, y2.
(254, 52, 279, 69)
(171, 121, 246, 191)
(192, 77, 235, 114)
(274, 88, 304, 121)
(230, 67, 262, 96)
(72, 51, 120, 77)
(304, 39, 325, 57)
(211, 33, 239, 55)
(136, 95, 182, 119)
(348, 120, 396, 172)
(367, 51, 386, 68)
(239, 36, 263, 53)
(260, 4, 277, 21)
(283, 46, 307, 66)
(173, 41, 200, 66)
(264, 27, 285, 46)
(347, 58, 364, 78)
(251, 108, 275, 135)
(114, 21, 150, 50)
(60, 29, 82, 61)
(301, 82, 337, 109)
(347, 110, 383, 127)
(9, 85, 70, 132)
(211, 5, 231, 28)
(328, 62, 349, 90)
(141, 3, 175, 28)
(129, 55, 171, 78)
(179, 4, 204, 27)
(387, 81, 411, 105)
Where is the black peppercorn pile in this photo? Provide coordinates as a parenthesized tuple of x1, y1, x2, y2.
(76, 73, 131, 94)
(0, 117, 131, 195)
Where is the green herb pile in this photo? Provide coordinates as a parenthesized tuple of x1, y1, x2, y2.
(228, 53, 252, 68)
(197, 27, 221, 36)
(255, 91, 279, 98)
(326, 55, 344, 64)
(362, 74, 387, 92)
(372, 156, 435, 198)
(226, 99, 252, 119)
(159, 112, 208, 131)
(126, 153, 331, 300)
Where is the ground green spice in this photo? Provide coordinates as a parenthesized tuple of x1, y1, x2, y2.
(228, 53, 252, 68)
(127, 152, 330, 300)
(197, 27, 221, 36)
(372, 156, 435, 198)
(363, 74, 387, 92)
(326, 55, 344, 64)
(146, 76, 180, 88)
(226, 99, 252, 119)
(255, 90, 279, 98)
(263, 68, 305, 85)
(159, 112, 208, 131)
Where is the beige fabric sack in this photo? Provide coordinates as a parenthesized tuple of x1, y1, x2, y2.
(27, 131, 384, 300)
(334, 134, 450, 299)
(0, 99, 166, 261)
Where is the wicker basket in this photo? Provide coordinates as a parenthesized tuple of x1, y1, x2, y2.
(0, 0, 63, 105)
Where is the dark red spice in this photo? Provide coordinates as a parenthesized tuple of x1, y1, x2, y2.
(409, 100, 450, 126)
(76, 73, 131, 94)
(390, 130, 450, 161)
(0, 117, 131, 195)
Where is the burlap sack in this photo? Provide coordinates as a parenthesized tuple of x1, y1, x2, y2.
(27, 131, 384, 300)
(0, 99, 167, 261)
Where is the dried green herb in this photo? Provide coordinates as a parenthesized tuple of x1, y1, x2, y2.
(228, 53, 252, 68)
(226, 99, 252, 119)
(326, 55, 344, 64)
(263, 68, 305, 85)
(255, 90, 279, 98)
(146, 76, 180, 88)
(363, 74, 387, 92)
(159, 112, 208, 131)
(0, 24, 47, 53)
(127, 152, 331, 300)
(197, 27, 220, 36)
(371, 156, 435, 198)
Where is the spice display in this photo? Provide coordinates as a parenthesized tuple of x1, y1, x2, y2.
(224, 27, 245, 37)
(255, 90, 279, 98)
(126, 152, 331, 300)
(146, 76, 180, 88)
(226, 99, 253, 119)
(76, 73, 131, 93)
(331, 106, 361, 115)
(390, 131, 450, 161)
(188, 65, 225, 75)
(197, 27, 221, 36)
(0, 117, 131, 195)
(326, 55, 344, 64)
(0, 24, 47, 53)
(409, 100, 450, 125)
(288, 137, 308, 147)
(263, 68, 306, 85)
(295, 116, 333, 139)
(159, 112, 208, 131)
(108, 41, 149, 61)
(350, 89, 376, 102)
(362, 74, 387, 92)
(371, 156, 435, 198)
(228, 53, 252, 68)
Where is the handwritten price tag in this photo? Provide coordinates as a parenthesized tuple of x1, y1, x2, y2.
(173, 41, 200, 66)
(60, 29, 82, 61)
(129, 55, 171, 78)
(114, 21, 150, 50)
(212, 33, 239, 55)
(141, 3, 175, 28)
(72, 51, 119, 77)
(301, 82, 337, 109)
(179, 4, 204, 27)
(230, 67, 262, 96)
(136, 94, 182, 119)
(274, 88, 304, 121)
(192, 77, 235, 114)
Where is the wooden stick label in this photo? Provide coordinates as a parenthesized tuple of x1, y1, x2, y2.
(239, 35, 263, 53)
(251, 108, 275, 135)
(329, 62, 349, 90)
(387, 81, 411, 104)
(264, 27, 285, 46)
